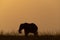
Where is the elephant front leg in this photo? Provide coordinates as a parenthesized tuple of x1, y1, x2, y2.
(25, 32, 29, 36)
(24, 31, 29, 36)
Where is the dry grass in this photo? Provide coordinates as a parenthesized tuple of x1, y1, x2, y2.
(0, 31, 60, 40)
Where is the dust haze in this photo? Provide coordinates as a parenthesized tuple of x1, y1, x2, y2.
(0, 0, 60, 35)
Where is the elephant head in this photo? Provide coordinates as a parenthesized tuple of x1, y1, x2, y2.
(18, 23, 28, 33)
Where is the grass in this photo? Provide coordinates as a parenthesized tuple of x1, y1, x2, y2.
(0, 34, 60, 40)
(0, 31, 60, 40)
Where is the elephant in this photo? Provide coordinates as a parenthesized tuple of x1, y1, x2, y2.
(18, 23, 38, 36)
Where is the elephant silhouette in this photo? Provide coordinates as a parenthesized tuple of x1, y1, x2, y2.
(18, 23, 38, 36)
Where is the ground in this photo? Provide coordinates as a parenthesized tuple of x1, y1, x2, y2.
(0, 35, 60, 40)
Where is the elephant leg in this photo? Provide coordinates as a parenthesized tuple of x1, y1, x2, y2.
(34, 32, 38, 36)
(25, 32, 29, 36)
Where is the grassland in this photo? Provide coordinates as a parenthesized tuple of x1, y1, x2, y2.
(0, 31, 60, 40)
(0, 35, 60, 40)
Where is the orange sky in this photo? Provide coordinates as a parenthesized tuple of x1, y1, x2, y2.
(0, 0, 60, 34)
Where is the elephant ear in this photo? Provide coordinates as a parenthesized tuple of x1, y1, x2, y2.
(20, 24, 24, 28)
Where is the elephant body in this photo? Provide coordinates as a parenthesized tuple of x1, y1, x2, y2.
(18, 23, 38, 36)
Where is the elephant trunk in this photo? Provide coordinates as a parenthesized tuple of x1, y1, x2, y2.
(19, 31, 21, 33)
(19, 28, 22, 33)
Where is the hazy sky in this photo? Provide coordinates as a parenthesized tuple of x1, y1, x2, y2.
(0, 0, 60, 34)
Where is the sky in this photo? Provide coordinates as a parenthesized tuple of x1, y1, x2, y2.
(0, 0, 60, 35)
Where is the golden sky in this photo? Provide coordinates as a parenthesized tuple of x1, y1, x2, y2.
(0, 0, 60, 34)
